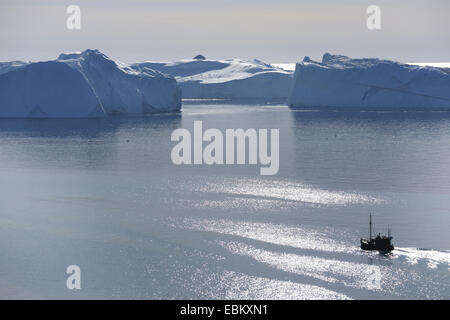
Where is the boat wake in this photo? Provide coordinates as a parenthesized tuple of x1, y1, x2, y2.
(169, 217, 450, 299)
(393, 247, 450, 269)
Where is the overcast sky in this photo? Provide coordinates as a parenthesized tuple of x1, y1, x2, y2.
(1, 0, 449, 63)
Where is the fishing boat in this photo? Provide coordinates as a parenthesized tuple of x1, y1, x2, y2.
(360, 213, 394, 253)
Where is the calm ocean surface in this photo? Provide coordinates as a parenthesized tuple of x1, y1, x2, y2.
(0, 102, 449, 299)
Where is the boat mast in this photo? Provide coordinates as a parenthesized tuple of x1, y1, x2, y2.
(369, 212, 372, 240)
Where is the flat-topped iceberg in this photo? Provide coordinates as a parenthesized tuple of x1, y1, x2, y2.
(0, 49, 181, 118)
(133, 56, 293, 99)
(288, 53, 450, 109)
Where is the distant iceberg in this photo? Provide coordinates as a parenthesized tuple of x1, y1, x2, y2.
(288, 53, 450, 109)
(133, 56, 293, 99)
(0, 49, 181, 118)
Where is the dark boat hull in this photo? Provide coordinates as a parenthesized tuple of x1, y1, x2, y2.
(360, 239, 394, 253)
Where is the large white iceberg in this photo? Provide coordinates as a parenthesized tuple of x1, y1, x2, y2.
(57, 50, 181, 114)
(0, 49, 181, 118)
(133, 56, 293, 99)
(288, 53, 450, 109)
(0, 61, 104, 118)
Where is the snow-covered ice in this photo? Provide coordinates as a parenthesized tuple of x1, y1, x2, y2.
(133, 56, 293, 99)
(0, 61, 29, 75)
(0, 50, 181, 118)
(3, 50, 450, 118)
(288, 53, 450, 109)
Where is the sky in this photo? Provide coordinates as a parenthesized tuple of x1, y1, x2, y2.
(1, 0, 449, 64)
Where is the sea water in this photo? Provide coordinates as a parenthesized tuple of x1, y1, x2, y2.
(0, 102, 449, 299)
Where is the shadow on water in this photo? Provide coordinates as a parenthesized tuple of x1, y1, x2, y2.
(0, 113, 182, 172)
(289, 106, 450, 123)
(0, 113, 182, 138)
(183, 98, 287, 106)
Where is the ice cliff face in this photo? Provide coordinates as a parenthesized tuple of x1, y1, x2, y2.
(288, 53, 450, 109)
(133, 58, 293, 99)
(0, 61, 104, 118)
(0, 49, 181, 118)
(57, 50, 181, 114)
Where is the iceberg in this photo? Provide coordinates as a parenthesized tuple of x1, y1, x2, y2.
(57, 50, 181, 114)
(0, 49, 181, 118)
(288, 53, 450, 109)
(133, 56, 293, 99)
(0, 61, 104, 118)
(0, 61, 28, 75)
